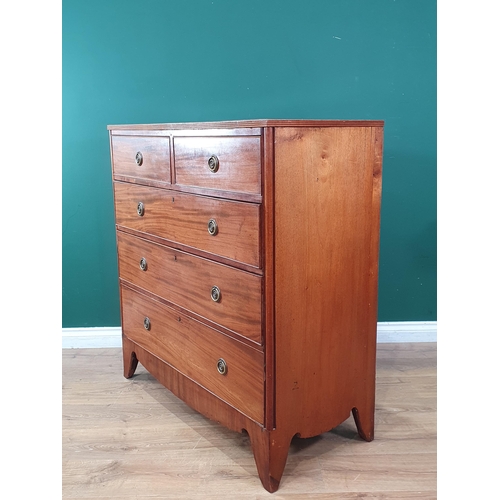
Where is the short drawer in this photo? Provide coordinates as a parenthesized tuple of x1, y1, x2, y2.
(174, 136, 261, 195)
(113, 182, 261, 268)
(117, 232, 262, 344)
(111, 135, 170, 184)
(121, 285, 264, 423)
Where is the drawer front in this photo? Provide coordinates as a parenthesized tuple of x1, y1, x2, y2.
(121, 285, 264, 423)
(114, 182, 260, 268)
(112, 135, 170, 184)
(117, 232, 262, 343)
(174, 136, 261, 195)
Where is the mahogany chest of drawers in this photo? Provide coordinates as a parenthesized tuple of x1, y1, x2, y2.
(108, 119, 384, 492)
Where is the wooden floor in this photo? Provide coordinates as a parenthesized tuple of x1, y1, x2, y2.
(62, 343, 436, 499)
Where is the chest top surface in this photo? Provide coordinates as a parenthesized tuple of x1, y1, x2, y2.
(108, 118, 384, 131)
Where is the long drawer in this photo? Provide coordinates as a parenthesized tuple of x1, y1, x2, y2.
(120, 285, 264, 423)
(117, 231, 262, 344)
(113, 182, 261, 268)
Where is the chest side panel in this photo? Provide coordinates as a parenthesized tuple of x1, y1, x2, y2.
(273, 126, 383, 437)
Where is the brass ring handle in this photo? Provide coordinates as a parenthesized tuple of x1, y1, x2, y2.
(137, 202, 145, 216)
(207, 218, 218, 236)
(208, 155, 219, 173)
(217, 358, 227, 375)
(211, 286, 221, 302)
(143, 317, 151, 331)
(135, 151, 143, 166)
(140, 257, 147, 271)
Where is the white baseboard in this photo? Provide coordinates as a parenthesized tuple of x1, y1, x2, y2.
(62, 327, 123, 348)
(376, 321, 437, 343)
(62, 321, 436, 349)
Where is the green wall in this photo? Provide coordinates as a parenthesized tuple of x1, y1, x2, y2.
(62, 0, 436, 327)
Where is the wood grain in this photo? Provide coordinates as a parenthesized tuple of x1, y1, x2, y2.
(113, 182, 261, 268)
(273, 126, 383, 440)
(111, 135, 170, 185)
(262, 126, 276, 429)
(173, 136, 261, 195)
(120, 285, 265, 423)
(62, 343, 436, 498)
(108, 119, 384, 131)
(117, 231, 263, 344)
(353, 125, 384, 441)
(110, 126, 263, 136)
(107, 120, 387, 493)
